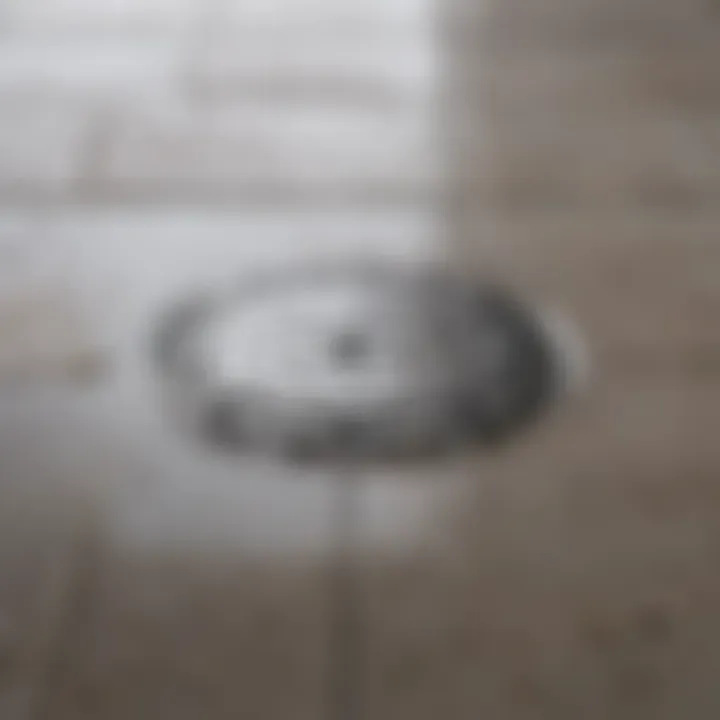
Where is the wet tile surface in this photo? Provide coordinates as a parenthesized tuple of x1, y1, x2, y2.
(0, 0, 719, 717)
(363, 0, 720, 718)
(0, 0, 439, 717)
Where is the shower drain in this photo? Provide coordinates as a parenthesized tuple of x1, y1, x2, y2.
(151, 261, 575, 462)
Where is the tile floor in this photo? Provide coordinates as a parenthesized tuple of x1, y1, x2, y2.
(0, 0, 719, 718)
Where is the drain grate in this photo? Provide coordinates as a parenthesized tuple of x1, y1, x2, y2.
(151, 261, 571, 462)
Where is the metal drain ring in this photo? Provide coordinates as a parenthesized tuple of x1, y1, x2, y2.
(150, 261, 562, 462)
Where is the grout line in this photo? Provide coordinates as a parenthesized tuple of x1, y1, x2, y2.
(73, 108, 117, 199)
(6, 499, 102, 720)
(328, 466, 365, 720)
(0, 186, 439, 210)
(178, 0, 234, 105)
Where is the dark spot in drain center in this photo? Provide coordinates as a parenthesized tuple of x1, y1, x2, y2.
(330, 329, 372, 369)
(202, 395, 245, 450)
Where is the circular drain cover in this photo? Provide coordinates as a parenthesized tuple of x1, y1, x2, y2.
(151, 262, 569, 462)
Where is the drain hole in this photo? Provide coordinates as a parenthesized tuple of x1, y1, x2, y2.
(329, 330, 371, 369)
(202, 395, 245, 449)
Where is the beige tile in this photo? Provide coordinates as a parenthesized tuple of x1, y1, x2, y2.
(0, 216, 105, 385)
(0, 102, 87, 194)
(482, 0, 719, 54)
(363, 0, 720, 717)
(0, 206, 441, 715)
(192, 38, 436, 103)
(362, 377, 720, 719)
(3, 0, 200, 36)
(0, 421, 99, 720)
(101, 102, 436, 200)
(0, 39, 179, 101)
(40, 550, 330, 720)
(0, 383, 330, 720)
(188, 0, 437, 102)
